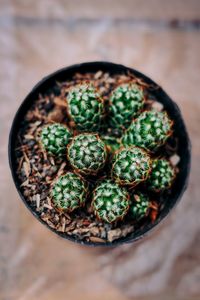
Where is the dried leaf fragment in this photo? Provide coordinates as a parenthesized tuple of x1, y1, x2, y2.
(107, 225, 134, 242)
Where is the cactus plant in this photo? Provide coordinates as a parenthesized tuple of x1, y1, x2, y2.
(101, 134, 120, 153)
(51, 172, 87, 212)
(109, 83, 145, 130)
(147, 158, 175, 192)
(66, 83, 104, 131)
(122, 110, 173, 151)
(92, 180, 129, 223)
(130, 192, 150, 220)
(112, 146, 151, 186)
(40, 123, 72, 156)
(67, 133, 107, 175)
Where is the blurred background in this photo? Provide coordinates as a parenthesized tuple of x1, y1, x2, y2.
(0, 1, 200, 299)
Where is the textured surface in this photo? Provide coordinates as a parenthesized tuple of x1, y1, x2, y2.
(0, 1, 200, 300)
(122, 110, 173, 151)
(41, 123, 72, 155)
(92, 180, 130, 223)
(52, 173, 87, 212)
(67, 84, 104, 131)
(67, 134, 107, 175)
(109, 83, 144, 130)
(112, 147, 151, 186)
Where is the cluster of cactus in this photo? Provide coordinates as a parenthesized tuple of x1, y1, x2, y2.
(39, 81, 176, 223)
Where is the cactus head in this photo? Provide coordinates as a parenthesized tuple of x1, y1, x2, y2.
(112, 146, 151, 186)
(130, 192, 150, 220)
(92, 180, 129, 223)
(40, 123, 72, 156)
(109, 83, 145, 130)
(67, 133, 107, 175)
(101, 135, 121, 153)
(51, 172, 87, 212)
(66, 83, 104, 132)
(122, 110, 173, 152)
(147, 158, 175, 192)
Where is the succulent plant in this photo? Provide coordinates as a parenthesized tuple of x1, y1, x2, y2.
(130, 192, 150, 220)
(51, 172, 87, 212)
(147, 158, 175, 192)
(92, 180, 130, 223)
(112, 146, 151, 186)
(101, 134, 120, 153)
(38, 78, 177, 233)
(66, 83, 104, 132)
(67, 133, 107, 175)
(41, 123, 72, 156)
(109, 83, 145, 130)
(122, 110, 173, 152)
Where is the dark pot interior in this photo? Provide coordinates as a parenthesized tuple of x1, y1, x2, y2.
(8, 61, 191, 246)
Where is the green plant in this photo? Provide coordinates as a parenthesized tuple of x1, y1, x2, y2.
(40, 123, 72, 156)
(130, 192, 150, 220)
(37, 77, 177, 232)
(101, 134, 121, 153)
(66, 83, 104, 131)
(122, 110, 173, 151)
(92, 180, 129, 223)
(147, 158, 175, 192)
(112, 146, 151, 186)
(51, 172, 87, 212)
(109, 83, 144, 130)
(67, 133, 107, 175)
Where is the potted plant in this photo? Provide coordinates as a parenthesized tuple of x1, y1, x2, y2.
(8, 62, 191, 246)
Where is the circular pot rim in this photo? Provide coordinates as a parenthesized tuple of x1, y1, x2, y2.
(8, 61, 191, 247)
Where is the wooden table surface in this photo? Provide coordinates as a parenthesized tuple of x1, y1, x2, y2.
(0, 1, 200, 300)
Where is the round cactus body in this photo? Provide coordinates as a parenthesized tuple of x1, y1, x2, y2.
(67, 134, 107, 175)
(147, 158, 175, 192)
(130, 192, 150, 220)
(66, 84, 104, 131)
(41, 123, 72, 156)
(92, 180, 129, 223)
(51, 172, 87, 212)
(122, 110, 173, 151)
(112, 146, 151, 186)
(109, 83, 144, 130)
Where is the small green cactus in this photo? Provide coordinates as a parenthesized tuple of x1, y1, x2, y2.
(66, 83, 104, 131)
(41, 123, 72, 156)
(51, 172, 87, 212)
(101, 135, 120, 153)
(109, 83, 145, 130)
(92, 180, 129, 223)
(147, 158, 175, 192)
(67, 133, 107, 175)
(122, 110, 173, 151)
(112, 146, 151, 186)
(130, 192, 150, 220)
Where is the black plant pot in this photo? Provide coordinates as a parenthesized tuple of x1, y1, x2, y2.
(8, 62, 191, 247)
